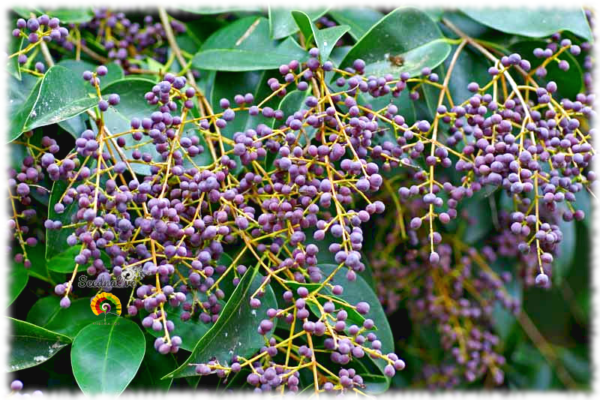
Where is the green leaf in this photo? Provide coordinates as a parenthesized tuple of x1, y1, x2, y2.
(8, 265, 29, 307)
(554, 217, 576, 285)
(101, 78, 159, 175)
(339, 8, 451, 78)
(58, 60, 124, 90)
(58, 113, 89, 139)
(46, 8, 94, 23)
(460, 9, 593, 42)
(164, 268, 277, 379)
(558, 348, 590, 383)
(71, 315, 145, 395)
(445, 46, 492, 105)
(319, 264, 393, 379)
(34, 297, 104, 339)
(193, 16, 306, 72)
(292, 11, 350, 61)
(12, 244, 60, 284)
(8, 55, 37, 110)
(27, 296, 62, 327)
(273, 90, 317, 142)
(46, 178, 78, 261)
(492, 277, 521, 342)
(510, 40, 584, 100)
(8, 35, 24, 80)
(143, 291, 212, 352)
(179, 7, 262, 15)
(129, 335, 177, 391)
(201, 16, 271, 51)
(46, 245, 80, 273)
(8, 75, 41, 142)
(10, 65, 97, 141)
(329, 9, 385, 41)
(12, 8, 44, 19)
(269, 8, 328, 40)
(193, 48, 300, 72)
(8, 317, 71, 372)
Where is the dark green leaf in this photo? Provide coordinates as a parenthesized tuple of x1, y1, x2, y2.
(269, 8, 328, 40)
(292, 11, 350, 61)
(27, 296, 62, 327)
(38, 297, 104, 339)
(101, 78, 159, 175)
(460, 9, 593, 42)
(179, 7, 262, 15)
(10, 65, 97, 141)
(193, 48, 299, 72)
(8, 265, 29, 307)
(129, 335, 177, 391)
(71, 315, 145, 395)
(339, 8, 451, 78)
(193, 16, 306, 72)
(8, 317, 71, 372)
(8, 35, 24, 80)
(58, 60, 124, 90)
(46, 178, 79, 261)
(273, 90, 317, 142)
(47, 8, 94, 23)
(510, 40, 583, 100)
(143, 291, 212, 352)
(58, 113, 89, 139)
(554, 217, 576, 284)
(329, 9, 385, 41)
(164, 268, 277, 379)
(319, 264, 393, 379)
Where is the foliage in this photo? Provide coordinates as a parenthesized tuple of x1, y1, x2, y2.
(6, 6, 593, 395)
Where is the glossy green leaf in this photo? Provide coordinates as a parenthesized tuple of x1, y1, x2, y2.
(269, 8, 327, 40)
(201, 16, 272, 51)
(8, 317, 71, 372)
(193, 48, 300, 72)
(46, 178, 79, 261)
(460, 9, 593, 42)
(10, 65, 97, 141)
(27, 296, 62, 327)
(11, 244, 59, 284)
(445, 46, 492, 105)
(292, 11, 350, 61)
(129, 335, 177, 391)
(273, 90, 317, 142)
(554, 217, 576, 284)
(71, 315, 145, 395)
(58, 60, 124, 90)
(164, 268, 277, 379)
(8, 265, 29, 307)
(8, 71, 39, 132)
(143, 291, 212, 352)
(339, 8, 451, 78)
(47, 8, 94, 23)
(58, 113, 89, 139)
(8, 36, 24, 80)
(46, 245, 81, 273)
(329, 9, 385, 41)
(101, 78, 159, 175)
(510, 40, 584, 100)
(319, 264, 393, 379)
(179, 7, 262, 15)
(33, 297, 103, 339)
(193, 16, 306, 71)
